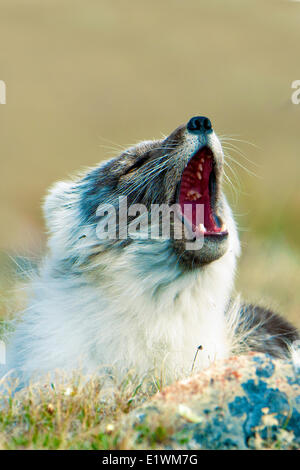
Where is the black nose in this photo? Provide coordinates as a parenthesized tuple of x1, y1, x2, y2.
(187, 116, 212, 134)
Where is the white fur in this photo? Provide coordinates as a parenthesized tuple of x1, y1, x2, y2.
(4, 203, 240, 387)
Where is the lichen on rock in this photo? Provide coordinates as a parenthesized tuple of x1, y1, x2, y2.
(125, 353, 300, 449)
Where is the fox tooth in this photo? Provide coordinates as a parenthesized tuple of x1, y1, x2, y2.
(221, 223, 227, 232)
(198, 223, 206, 232)
(196, 171, 202, 180)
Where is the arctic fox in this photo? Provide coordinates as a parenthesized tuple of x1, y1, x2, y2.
(2, 116, 299, 389)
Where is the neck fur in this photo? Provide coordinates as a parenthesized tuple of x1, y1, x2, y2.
(76, 236, 238, 382)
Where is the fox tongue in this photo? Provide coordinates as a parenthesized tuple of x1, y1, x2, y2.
(178, 148, 223, 234)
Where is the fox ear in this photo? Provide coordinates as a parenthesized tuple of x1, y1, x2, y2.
(43, 181, 73, 232)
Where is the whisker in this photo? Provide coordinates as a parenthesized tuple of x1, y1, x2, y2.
(221, 143, 260, 168)
(223, 169, 239, 206)
(98, 136, 127, 151)
(219, 135, 260, 149)
(223, 157, 242, 189)
(224, 154, 261, 178)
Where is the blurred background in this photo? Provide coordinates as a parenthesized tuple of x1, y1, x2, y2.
(0, 0, 299, 327)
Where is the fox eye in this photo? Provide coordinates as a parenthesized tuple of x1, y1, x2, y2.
(124, 155, 150, 175)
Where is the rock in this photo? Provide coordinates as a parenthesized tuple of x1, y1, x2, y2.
(125, 353, 300, 449)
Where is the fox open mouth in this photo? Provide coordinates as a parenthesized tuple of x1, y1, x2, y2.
(178, 146, 227, 238)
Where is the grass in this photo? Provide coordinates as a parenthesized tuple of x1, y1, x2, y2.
(0, 367, 297, 450)
(0, 373, 150, 450)
(0, 372, 187, 450)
